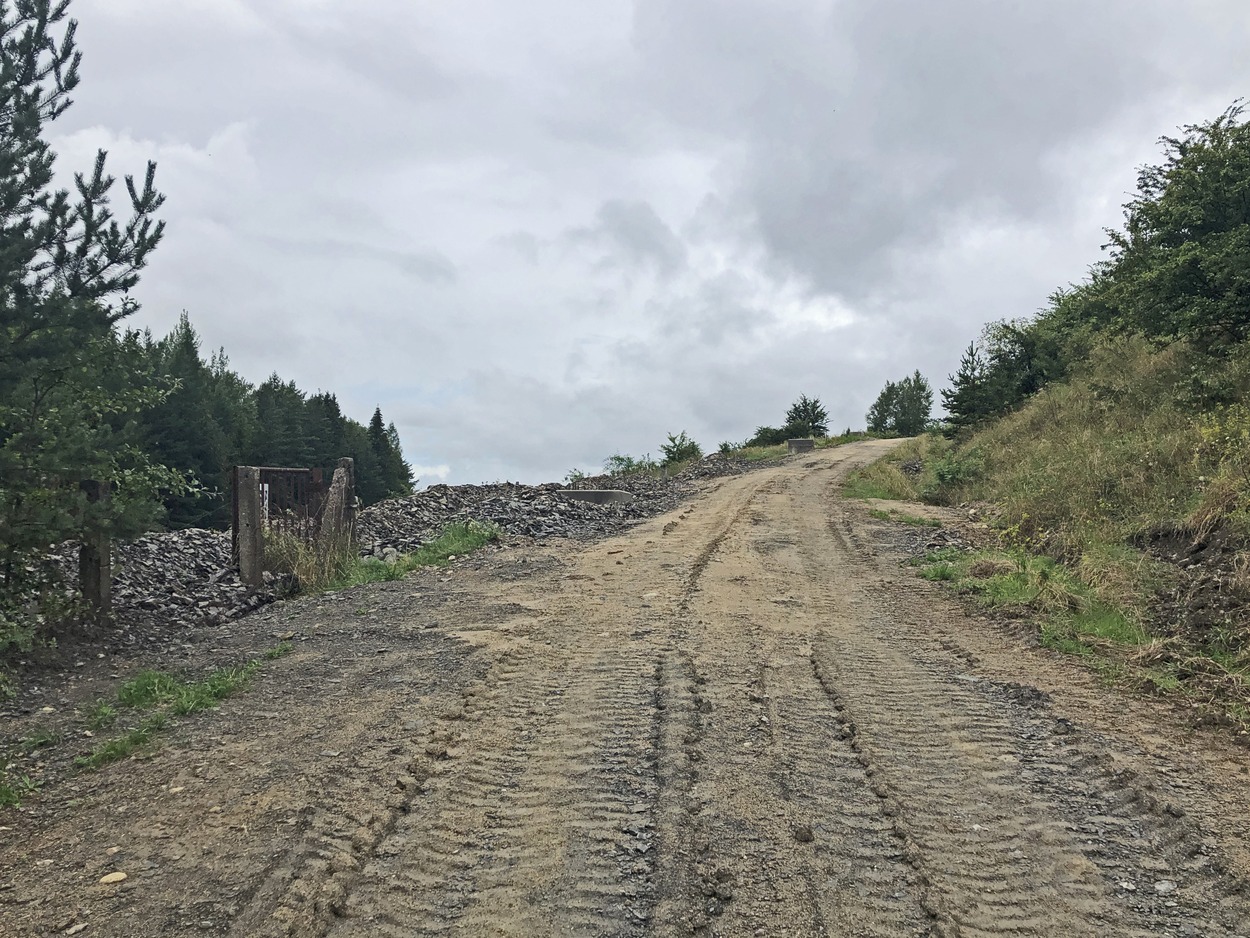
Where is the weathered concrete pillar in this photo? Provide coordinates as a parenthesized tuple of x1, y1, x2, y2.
(786, 438, 816, 454)
(234, 466, 265, 587)
(337, 457, 356, 533)
(79, 480, 111, 616)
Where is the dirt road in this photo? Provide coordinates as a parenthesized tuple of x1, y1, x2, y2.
(4, 440, 1250, 936)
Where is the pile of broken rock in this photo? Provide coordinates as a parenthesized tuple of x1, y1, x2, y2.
(50, 453, 759, 645)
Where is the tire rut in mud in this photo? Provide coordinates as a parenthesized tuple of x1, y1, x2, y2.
(324, 641, 675, 936)
(220, 443, 1250, 938)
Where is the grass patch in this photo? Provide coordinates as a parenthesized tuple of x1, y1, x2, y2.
(914, 541, 1250, 728)
(843, 437, 935, 501)
(118, 670, 182, 708)
(75, 713, 167, 771)
(325, 521, 500, 592)
(737, 443, 789, 462)
(19, 728, 61, 753)
(265, 525, 359, 594)
(0, 769, 39, 808)
(170, 664, 260, 716)
(118, 664, 261, 717)
(921, 561, 959, 582)
(844, 466, 917, 501)
(85, 701, 118, 730)
(930, 337, 1247, 552)
(917, 547, 1146, 649)
(263, 641, 293, 659)
(74, 654, 276, 773)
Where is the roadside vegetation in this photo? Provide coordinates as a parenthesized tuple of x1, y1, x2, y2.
(74, 660, 269, 771)
(844, 104, 1250, 731)
(0, 2, 416, 662)
(584, 398, 877, 485)
(2, 517, 503, 809)
(266, 521, 500, 595)
(0, 642, 294, 808)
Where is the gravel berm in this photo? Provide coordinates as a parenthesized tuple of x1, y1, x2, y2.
(42, 453, 765, 653)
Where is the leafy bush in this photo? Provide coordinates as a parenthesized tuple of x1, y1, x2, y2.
(603, 453, 658, 476)
(660, 431, 702, 466)
(748, 426, 789, 446)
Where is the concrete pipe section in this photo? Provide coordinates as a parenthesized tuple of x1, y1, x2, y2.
(559, 489, 635, 504)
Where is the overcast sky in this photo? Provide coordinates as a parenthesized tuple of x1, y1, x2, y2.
(54, 0, 1250, 485)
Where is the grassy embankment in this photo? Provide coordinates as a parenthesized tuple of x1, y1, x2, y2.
(846, 337, 1250, 728)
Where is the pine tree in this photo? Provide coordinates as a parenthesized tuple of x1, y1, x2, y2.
(360, 406, 412, 504)
(138, 314, 230, 528)
(251, 375, 312, 468)
(941, 344, 992, 436)
(867, 372, 932, 436)
(866, 381, 899, 434)
(382, 421, 414, 497)
(783, 394, 829, 437)
(0, 1, 180, 636)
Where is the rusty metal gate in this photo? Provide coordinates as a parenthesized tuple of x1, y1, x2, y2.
(230, 466, 327, 561)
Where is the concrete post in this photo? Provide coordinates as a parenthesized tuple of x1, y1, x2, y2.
(235, 466, 264, 587)
(337, 457, 356, 533)
(79, 480, 111, 616)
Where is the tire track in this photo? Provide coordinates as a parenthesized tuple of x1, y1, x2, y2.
(811, 630, 1115, 937)
(326, 639, 666, 936)
(664, 461, 935, 936)
(769, 650, 934, 937)
(226, 654, 473, 938)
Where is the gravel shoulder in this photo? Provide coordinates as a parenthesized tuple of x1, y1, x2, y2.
(3, 440, 1249, 937)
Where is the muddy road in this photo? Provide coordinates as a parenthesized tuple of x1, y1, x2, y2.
(4, 439, 1250, 937)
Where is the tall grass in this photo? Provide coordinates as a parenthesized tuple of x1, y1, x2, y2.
(264, 524, 358, 593)
(943, 338, 1238, 553)
(889, 335, 1250, 725)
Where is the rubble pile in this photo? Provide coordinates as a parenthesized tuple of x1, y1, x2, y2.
(357, 452, 754, 556)
(48, 528, 278, 643)
(49, 453, 759, 640)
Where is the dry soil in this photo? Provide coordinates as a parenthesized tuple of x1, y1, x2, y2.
(3, 439, 1250, 937)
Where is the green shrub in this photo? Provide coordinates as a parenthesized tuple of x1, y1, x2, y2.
(603, 453, 658, 476)
(660, 431, 702, 466)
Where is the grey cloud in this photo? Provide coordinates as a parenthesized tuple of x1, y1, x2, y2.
(55, 0, 1250, 486)
(631, 0, 1250, 299)
(264, 236, 457, 284)
(569, 199, 688, 278)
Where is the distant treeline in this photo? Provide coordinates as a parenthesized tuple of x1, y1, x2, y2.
(137, 313, 414, 530)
